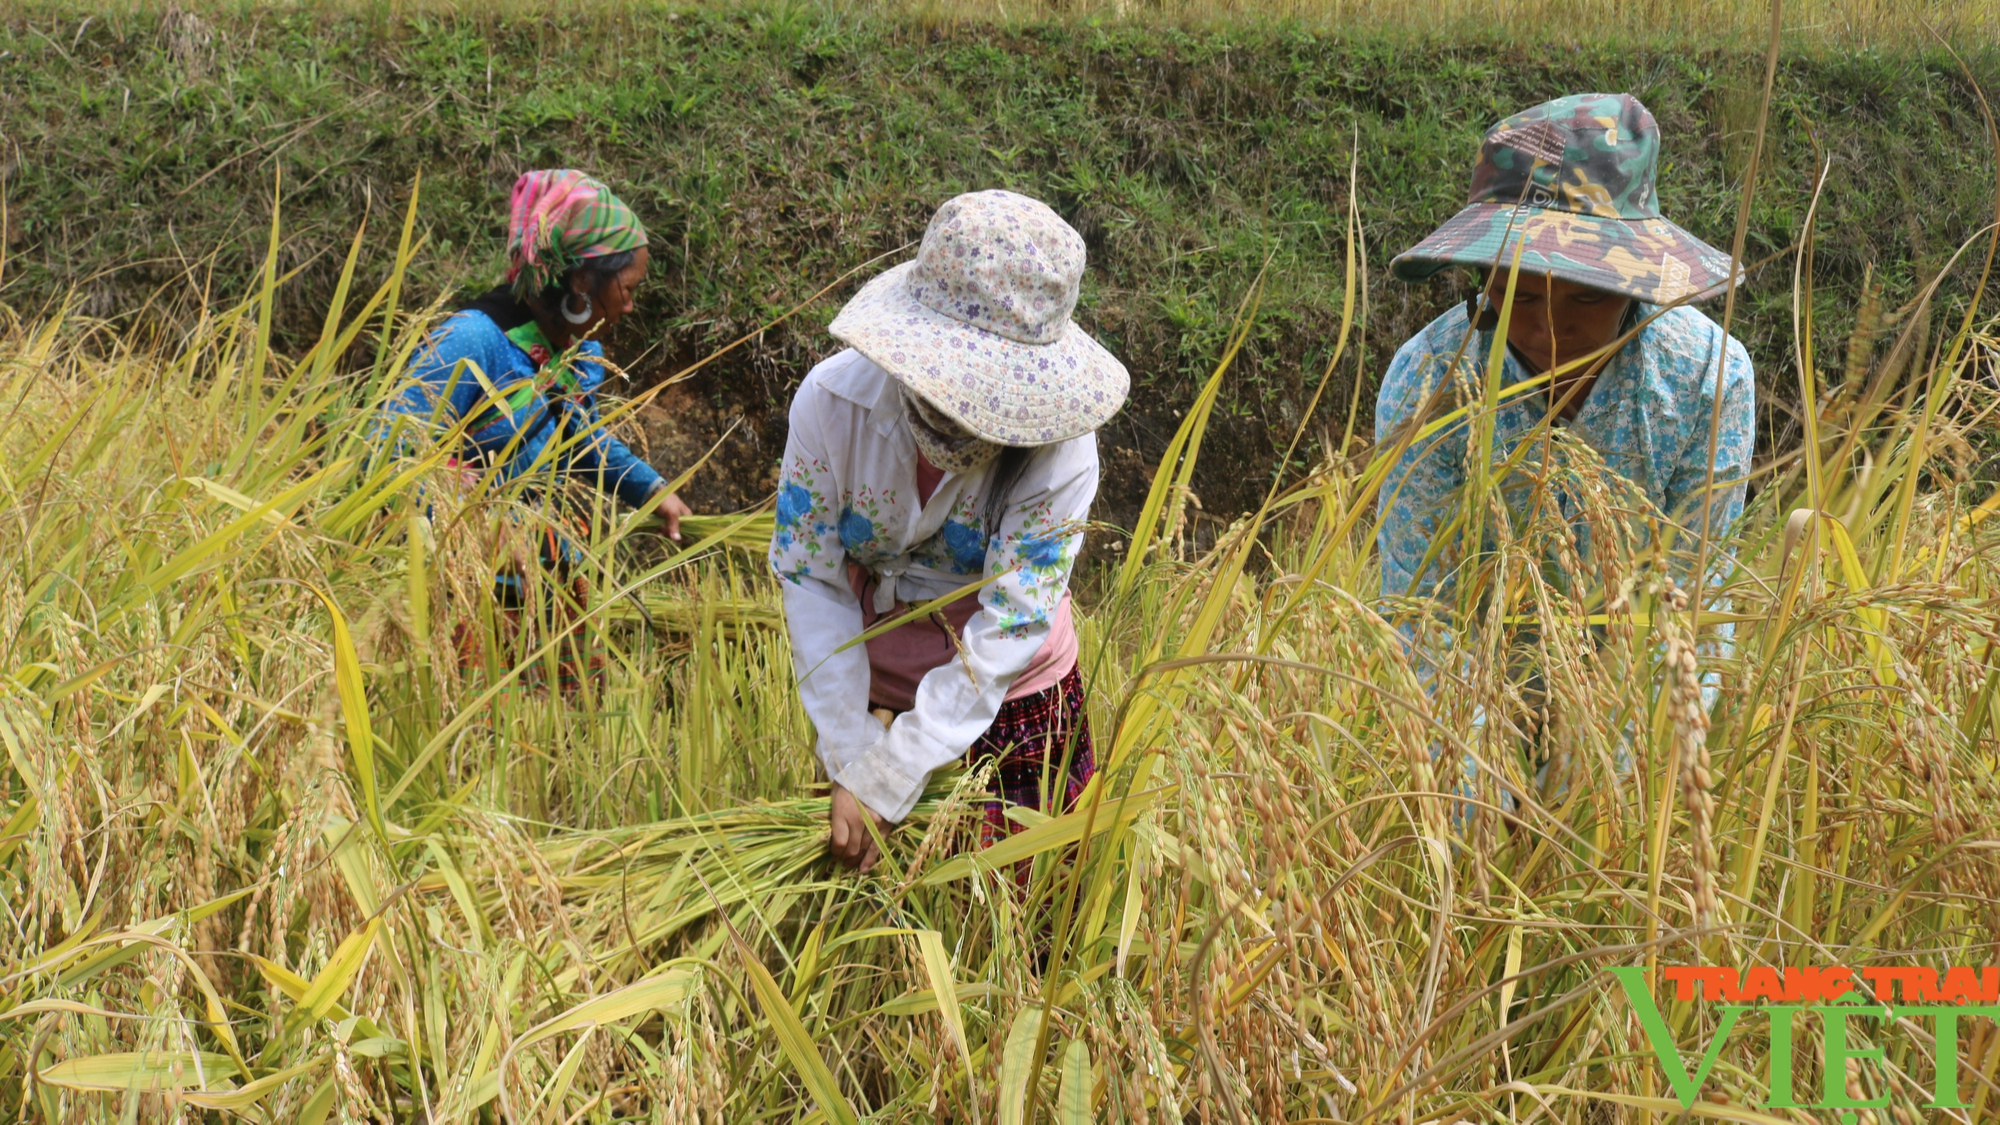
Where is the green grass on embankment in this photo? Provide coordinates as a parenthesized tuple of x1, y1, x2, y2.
(1, 4, 1995, 521)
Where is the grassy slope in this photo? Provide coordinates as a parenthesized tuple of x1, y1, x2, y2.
(1, 6, 1997, 524)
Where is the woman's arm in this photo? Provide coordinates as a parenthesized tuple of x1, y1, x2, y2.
(558, 352, 669, 510)
(1376, 331, 1469, 604)
(770, 376, 885, 794)
(846, 440, 1098, 825)
(1666, 329, 1755, 558)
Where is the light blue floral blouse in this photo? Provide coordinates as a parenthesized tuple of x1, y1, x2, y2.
(1375, 302, 1755, 608)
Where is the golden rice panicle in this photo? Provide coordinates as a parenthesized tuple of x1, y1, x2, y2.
(1661, 577, 1721, 926)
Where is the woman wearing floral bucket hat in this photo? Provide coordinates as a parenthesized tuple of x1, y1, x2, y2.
(769, 189, 1128, 871)
(1375, 94, 1756, 801)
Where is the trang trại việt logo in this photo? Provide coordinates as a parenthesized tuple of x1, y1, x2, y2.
(1612, 965, 2000, 1115)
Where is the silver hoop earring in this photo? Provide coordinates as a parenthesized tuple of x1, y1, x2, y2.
(561, 291, 593, 325)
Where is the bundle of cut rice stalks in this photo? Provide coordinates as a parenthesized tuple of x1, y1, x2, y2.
(667, 511, 776, 552)
(434, 764, 1163, 985)
(600, 591, 785, 634)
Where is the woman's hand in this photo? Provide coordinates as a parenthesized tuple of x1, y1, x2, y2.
(828, 783, 892, 872)
(653, 489, 692, 542)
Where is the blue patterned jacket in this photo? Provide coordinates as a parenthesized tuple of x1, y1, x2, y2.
(1375, 302, 1755, 608)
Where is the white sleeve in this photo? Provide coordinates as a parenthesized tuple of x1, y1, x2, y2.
(769, 379, 888, 787)
(838, 439, 1097, 822)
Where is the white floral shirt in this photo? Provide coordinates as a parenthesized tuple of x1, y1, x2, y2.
(769, 349, 1098, 822)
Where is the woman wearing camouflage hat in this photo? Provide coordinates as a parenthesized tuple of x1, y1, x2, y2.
(1377, 92, 1755, 617)
(769, 190, 1128, 871)
(1376, 94, 1755, 809)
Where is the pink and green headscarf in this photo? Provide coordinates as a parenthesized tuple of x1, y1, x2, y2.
(504, 169, 649, 298)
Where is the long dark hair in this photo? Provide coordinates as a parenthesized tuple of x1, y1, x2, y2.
(460, 249, 639, 328)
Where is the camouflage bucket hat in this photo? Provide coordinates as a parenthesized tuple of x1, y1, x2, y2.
(1391, 93, 1740, 305)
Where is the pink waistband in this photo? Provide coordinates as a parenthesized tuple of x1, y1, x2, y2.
(847, 562, 1078, 710)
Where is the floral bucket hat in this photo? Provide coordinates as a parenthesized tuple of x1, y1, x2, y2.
(1391, 93, 1740, 305)
(830, 190, 1129, 446)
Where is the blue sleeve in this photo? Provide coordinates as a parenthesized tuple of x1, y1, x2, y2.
(555, 350, 666, 509)
(1665, 331, 1755, 551)
(375, 313, 513, 448)
(1663, 326, 1755, 620)
(1375, 330, 1468, 605)
(1661, 322, 1755, 700)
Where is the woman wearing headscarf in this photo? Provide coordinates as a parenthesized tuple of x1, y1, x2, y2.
(769, 190, 1129, 871)
(379, 170, 692, 690)
(381, 168, 692, 541)
(1375, 94, 1755, 792)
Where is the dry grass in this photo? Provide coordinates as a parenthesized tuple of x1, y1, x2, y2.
(3, 91, 2000, 1125)
(872, 0, 1998, 48)
(68, 0, 2000, 47)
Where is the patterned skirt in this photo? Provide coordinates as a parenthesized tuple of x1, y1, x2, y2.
(968, 665, 1095, 850)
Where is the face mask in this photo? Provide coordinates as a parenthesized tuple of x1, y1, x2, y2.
(901, 386, 1004, 475)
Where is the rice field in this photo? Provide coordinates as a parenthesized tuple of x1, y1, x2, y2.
(3, 109, 2000, 1124)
